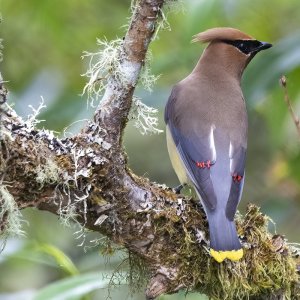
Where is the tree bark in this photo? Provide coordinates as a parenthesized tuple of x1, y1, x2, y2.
(0, 1, 299, 299)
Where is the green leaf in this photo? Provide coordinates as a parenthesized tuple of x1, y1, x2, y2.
(33, 272, 124, 300)
(35, 243, 79, 276)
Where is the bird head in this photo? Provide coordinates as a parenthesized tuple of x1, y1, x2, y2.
(192, 27, 272, 78)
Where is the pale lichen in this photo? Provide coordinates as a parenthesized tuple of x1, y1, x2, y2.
(130, 96, 163, 135)
(153, 0, 184, 40)
(59, 203, 78, 228)
(81, 38, 124, 107)
(35, 159, 60, 186)
(54, 182, 88, 247)
(81, 36, 162, 135)
(24, 97, 46, 131)
(0, 185, 24, 242)
(81, 11, 161, 135)
(54, 183, 79, 229)
(139, 51, 160, 92)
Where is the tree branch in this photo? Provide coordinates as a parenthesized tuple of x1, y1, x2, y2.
(280, 75, 300, 139)
(92, 0, 164, 144)
(0, 1, 299, 299)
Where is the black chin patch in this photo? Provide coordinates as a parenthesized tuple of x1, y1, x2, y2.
(222, 39, 262, 55)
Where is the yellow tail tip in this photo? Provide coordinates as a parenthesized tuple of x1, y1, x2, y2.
(210, 248, 244, 263)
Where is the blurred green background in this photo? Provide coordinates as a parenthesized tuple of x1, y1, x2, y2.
(1, 0, 300, 299)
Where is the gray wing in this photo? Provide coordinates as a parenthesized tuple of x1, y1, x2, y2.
(165, 87, 246, 215)
(165, 88, 217, 211)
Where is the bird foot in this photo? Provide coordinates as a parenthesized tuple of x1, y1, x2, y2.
(173, 184, 185, 194)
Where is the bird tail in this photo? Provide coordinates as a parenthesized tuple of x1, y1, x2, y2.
(206, 210, 243, 263)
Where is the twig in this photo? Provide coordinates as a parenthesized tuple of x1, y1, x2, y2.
(280, 75, 300, 138)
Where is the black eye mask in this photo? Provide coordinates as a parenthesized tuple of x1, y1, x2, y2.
(222, 39, 263, 55)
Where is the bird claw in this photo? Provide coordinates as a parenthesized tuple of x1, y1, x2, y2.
(173, 184, 185, 194)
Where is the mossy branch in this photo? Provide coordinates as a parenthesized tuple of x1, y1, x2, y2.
(0, 1, 299, 300)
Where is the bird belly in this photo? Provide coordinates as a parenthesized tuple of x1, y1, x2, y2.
(166, 125, 188, 184)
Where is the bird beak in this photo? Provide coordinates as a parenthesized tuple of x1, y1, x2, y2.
(256, 41, 273, 52)
(249, 41, 272, 57)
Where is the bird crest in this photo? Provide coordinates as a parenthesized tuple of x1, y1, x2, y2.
(192, 27, 253, 43)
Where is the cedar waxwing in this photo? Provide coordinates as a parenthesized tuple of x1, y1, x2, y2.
(165, 27, 272, 263)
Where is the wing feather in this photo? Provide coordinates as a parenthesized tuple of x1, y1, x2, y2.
(165, 88, 246, 215)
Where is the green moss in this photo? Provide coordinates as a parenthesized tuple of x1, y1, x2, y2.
(147, 202, 299, 299)
(128, 251, 150, 293)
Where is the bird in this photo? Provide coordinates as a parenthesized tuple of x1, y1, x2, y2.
(164, 27, 272, 263)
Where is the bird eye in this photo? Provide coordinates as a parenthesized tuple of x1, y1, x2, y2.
(223, 39, 255, 54)
(238, 43, 245, 51)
